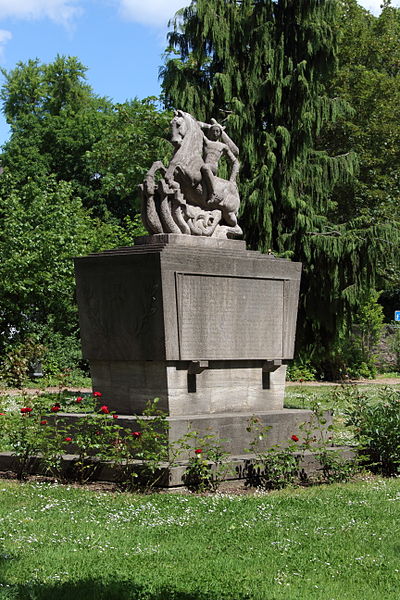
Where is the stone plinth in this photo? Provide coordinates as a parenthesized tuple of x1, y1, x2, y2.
(74, 234, 303, 458)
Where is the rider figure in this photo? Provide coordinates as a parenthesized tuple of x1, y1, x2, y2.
(199, 121, 239, 200)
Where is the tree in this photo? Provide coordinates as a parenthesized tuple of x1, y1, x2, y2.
(1, 56, 172, 222)
(85, 99, 172, 221)
(326, 1, 400, 221)
(0, 172, 131, 370)
(324, 0, 400, 327)
(0, 56, 172, 376)
(161, 0, 400, 370)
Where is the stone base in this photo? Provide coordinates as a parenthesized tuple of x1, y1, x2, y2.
(74, 233, 303, 465)
(47, 407, 327, 458)
(75, 234, 301, 416)
(89, 361, 287, 415)
(0, 447, 355, 488)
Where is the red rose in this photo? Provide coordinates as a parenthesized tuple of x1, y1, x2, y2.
(113, 414, 119, 419)
(131, 431, 142, 438)
(75, 397, 83, 403)
(291, 435, 299, 442)
(64, 437, 72, 442)
(51, 406, 61, 413)
(20, 407, 32, 414)
(40, 420, 48, 425)
(195, 448, 202, 454)
(93, 391, 102, 397)
(0, 412, 5, 416)
(100, 405, 110, 414)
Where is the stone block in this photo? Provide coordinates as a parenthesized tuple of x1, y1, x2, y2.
(74, 234, 301, 416)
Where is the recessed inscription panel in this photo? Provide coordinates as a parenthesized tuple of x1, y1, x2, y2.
(176, 274, 284, 359)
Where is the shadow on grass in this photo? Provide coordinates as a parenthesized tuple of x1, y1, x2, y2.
(0, 579, 229, 600)
(0, 545, 237, 600)
(0, 580, 222, 600)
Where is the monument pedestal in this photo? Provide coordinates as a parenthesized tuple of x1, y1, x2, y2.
(74, 234, 305, 459)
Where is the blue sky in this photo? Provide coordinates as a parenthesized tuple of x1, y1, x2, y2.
(0, 0, 396, 145)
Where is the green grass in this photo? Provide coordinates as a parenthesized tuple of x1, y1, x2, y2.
(0, 374, 92, 392)
(284, 383, 400, 410)
(0, 478, 399, 599)
(284, 384, 400, 445)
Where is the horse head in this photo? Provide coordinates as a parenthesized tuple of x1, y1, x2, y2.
(171, 110, 188, 148)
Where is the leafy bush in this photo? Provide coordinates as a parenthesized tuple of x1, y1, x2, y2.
(286, 358, 317, 382)
(113, 398, 172, 491)
(244, 403, 357, 489)
(0, 396, 69, 480)
(388, 322, 400, 372)
(177, 432, 231, 492)
(345, 386, 400, 476)
(322, 290, 385, 380)
(244, 417, 300, 490)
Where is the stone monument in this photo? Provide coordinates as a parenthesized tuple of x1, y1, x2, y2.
(74, 111, 311, 478)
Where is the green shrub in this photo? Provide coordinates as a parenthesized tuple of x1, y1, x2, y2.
(113, 398, 172, 491)
(0, 397, 68, 480)
(244, 417, 300, 489)
(286, 358, 317, 382)
(388, 322, 400, 372)
(345, 386, 400, 476)
(176, 432, 231, 492)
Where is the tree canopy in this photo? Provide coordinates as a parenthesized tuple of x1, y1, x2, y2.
(0, 56, 171, 376)
(1, 55, 172, 222)
(161, 0, 400, 372)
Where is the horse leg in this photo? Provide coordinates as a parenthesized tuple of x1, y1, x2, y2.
(158, 180, 182, 234)
(139, 161, 166, 234)
(172, 192, 191, 235)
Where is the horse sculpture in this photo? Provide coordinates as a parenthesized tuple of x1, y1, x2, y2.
(139, 110, 242, 238)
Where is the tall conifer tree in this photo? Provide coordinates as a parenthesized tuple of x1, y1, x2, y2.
(161, 0, 399, 367)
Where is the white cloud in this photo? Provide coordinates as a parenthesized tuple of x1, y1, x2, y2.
(119, 0, 400, 27)
(0, 28, 11, 43)
(0, 0, 82, 26)
(118, 0, 189, 27)
(359, 0, 400, 14)
(0, 28, 11, 62)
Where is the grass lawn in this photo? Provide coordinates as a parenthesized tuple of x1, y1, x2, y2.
(284, 382, 400, 410)
(0, 478, 399, 599)
(284, 383, 400, 445)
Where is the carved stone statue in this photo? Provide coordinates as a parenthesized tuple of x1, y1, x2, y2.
(139, 110, 243, 238)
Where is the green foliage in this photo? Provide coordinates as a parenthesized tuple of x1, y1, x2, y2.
(0, 173, 127, 366)
(387, 322, 400, 372)
(84, 99, 172, 220)
(0, 396, 171, 487)
(245, 417, 300, 490)
(177, 432, 231, 492)
(245, 400, 356, 489)
(0, 338, 45, 388)
(322, 289, 385, 379)
(345, 385, 400, 476)
(182, 451, 214, 493)
(0, 398, 68, 480)
(161, 0, 400, 365)
(1, 58, 172, 222)
(316, 447, 357, 484)
(332, 1, 400, 221)
(67, 403, 123, 484)
(112, 398, 172, 491)
(286, 358, 317, 382)
(0, 56, 172, 376)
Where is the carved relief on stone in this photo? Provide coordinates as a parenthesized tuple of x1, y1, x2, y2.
(139, 110, 243, 238)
